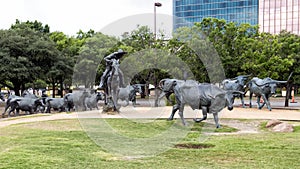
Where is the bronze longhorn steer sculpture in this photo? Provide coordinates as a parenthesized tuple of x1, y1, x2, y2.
(247, 77, 287, 111)
(3, 97, 44, 117)
(118, 84, 142, 107)
(159, 79, 243, 128)
(221, 75, 250, 108)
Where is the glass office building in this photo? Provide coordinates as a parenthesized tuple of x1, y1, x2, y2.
(259, 0, 300, 35)
(173, 0, 259, 29)
(173, 0, 300, 35)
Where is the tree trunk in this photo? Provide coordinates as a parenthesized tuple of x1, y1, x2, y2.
(154, 87, 160, 107)
(21, 83, 25, 96)
(13, 84, 21, 96)
(52, 81, 55, 98)
(285, 83, 291, 107)
(60, 78, 64, 98)
(145, 83, 149, 98)
(14, 84, 20, 96)
(140, 85, 146, 98)
(153, 76, 160, 107)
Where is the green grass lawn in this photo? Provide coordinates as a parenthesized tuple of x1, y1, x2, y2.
(0, 119, 300, 169)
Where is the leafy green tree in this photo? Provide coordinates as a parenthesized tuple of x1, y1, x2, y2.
(121, 26, 174, 103)
(49, 29, 95, 96)
(49, 31, 79, 96)
(240, 32, 294, 80)
(73, 32, 118, 88)
(76, 29, 95, 40)
(170, 26, 213, 82)
(0, 23, 60, 95)
(11, 19, 50, 34)
(277, 31, 300, 83)
(195, 18, 259, 78)
(121, 26, 154, 52)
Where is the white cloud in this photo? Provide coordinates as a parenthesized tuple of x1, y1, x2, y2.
(0, 0, 172, 36)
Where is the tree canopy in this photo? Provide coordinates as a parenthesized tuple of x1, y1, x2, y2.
(0, 22, 60, 95)
(1, 18, 300, 96)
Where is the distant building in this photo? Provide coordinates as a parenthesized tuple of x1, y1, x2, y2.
(173, 0, 259, 29)
(259, 0, 300, 35)
(173, 0, 300, 35)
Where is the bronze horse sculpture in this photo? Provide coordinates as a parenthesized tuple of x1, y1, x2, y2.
(105, 58, 121, 111)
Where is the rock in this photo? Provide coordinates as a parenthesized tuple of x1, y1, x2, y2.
(272, 122, 294, 132)
(266, 119, 282, 128)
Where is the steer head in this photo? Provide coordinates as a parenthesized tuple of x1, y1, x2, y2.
(159, 79, 177, 93)
(254, 78, 287, 95)
(264, 83, 278, 94)
(225, 91, 244, 110)
(239, 75, 250, 85)
(0, 92, 5, 102)
(96, 92, 105, 101)
(231, 75, 250, 87)
(34, 98, 45, 107)
(158, 79, 177, 102)
(132, 85, 142, 95)
(210, 91, 244, 111)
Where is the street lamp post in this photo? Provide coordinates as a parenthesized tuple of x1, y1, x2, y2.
(154, 2, 162, 40)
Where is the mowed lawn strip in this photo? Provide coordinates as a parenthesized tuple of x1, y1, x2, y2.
(0, 119, 299, 169)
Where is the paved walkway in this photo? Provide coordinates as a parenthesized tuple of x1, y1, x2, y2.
(1, 106, 300, 128)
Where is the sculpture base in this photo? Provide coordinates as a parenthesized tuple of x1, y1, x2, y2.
(102, 105, 120, 114)
(102, 97, 120, 114)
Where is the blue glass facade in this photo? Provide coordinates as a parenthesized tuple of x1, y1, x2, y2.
(173, 0, 259, 30)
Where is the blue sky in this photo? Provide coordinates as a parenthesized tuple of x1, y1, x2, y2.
(0, 0, 172, 36)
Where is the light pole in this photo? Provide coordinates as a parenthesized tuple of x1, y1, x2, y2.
(154, 2, 162, 40)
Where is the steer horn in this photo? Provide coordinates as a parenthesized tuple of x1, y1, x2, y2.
(232, 75, 250, 80)
(159, 79, 168, 89)
(273, 80, 287, 84)
(241, 74, 251, 78)
(254, 79, 287, 87)
(229, 90, 244, 95)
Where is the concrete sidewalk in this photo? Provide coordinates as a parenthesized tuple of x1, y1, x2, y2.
(1, 106, 300, 128)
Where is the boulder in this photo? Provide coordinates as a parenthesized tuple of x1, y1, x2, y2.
(272, 122, 294, 132)
(266, 119, 282, 128)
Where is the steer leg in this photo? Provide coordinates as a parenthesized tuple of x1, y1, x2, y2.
(258, 95, 267, 110)
(16, 108, 21, 116)
(2, 107, 8, 117)
(178, 104, 187, 126)
(168, 104, 180, 121)
(29, 108, 34, 115)
(240, 95, 246, 108)
(265, 95, 272, 111)
(84, 102, 88, 111)
(213, 112, 221, 128)
(8, 103, 18, 117)
(194, 106, 208, 123)
(60, 106, 66, 112)
(124, 98, 129, 107)
(7, 108, 16, 117)
(46, 106, 51, 113)
(132, 97, 136, 107)
(256, 96, 262, 109)
(2, 103, 10, 117)
(249, 92, 253, 108)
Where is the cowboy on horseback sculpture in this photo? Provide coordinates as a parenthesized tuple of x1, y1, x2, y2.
(99, 49, 126, 89)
